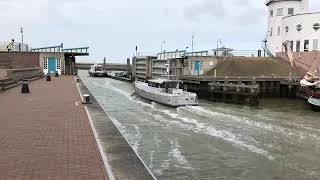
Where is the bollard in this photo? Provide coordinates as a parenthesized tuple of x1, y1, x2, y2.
(55, 71, 59, 77)
(21, 79, 30, 93)
(46, 74, 51, 81)
(75, 78, 80, 82)
(82, 94, 92, 104)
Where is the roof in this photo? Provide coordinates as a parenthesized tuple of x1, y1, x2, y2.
(265, 0, 302, 6)
(212, 47, 234, 51)
(148, 79, 183, 84)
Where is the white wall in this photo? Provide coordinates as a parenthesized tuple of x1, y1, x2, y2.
(266, 0, 309, 55)
(282, 12, 320, 52)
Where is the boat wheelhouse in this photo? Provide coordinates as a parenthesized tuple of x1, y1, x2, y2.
(134, 79, 198, 107)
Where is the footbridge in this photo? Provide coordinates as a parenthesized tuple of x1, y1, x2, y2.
(76, 63, 131, 72)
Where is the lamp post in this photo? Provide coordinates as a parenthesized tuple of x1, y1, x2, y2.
(20, 27, 23, 51)
(191, 34, 195, 53)
(216, 39, 222, 56)
(161, 41, 166, 53)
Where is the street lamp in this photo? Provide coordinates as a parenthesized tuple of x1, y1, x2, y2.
(161, 41, 166, 53)
(20, 27, 23, 51)
(191, 34, 195, 53)
(216, 39, 222, 56)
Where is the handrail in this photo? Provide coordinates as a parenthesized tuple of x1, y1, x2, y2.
(63, 47, 89, 53)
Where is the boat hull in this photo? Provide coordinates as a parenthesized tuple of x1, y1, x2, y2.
(308, 97, 320, 111)
(134, 82, 198, 107)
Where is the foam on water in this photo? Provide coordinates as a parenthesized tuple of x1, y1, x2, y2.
(132, 125, 142, 152)
(162, 108, 274, 160)
(185, 106, 320, 140)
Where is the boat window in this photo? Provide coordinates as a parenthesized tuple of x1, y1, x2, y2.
(95, 67, 103, 71)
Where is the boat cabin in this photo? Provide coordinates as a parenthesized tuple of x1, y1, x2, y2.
(147, 79, 184, 95)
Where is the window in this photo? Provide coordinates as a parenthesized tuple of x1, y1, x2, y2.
(277, 26, 281, 36)
(313, 23, 320, 31)
(290, 41, 294, 51)
(288, 8, 294, 15)
(297, 24, 302, 31)
(43, 58, 48, 69)
(285, 26, 289, 33)
(270, 27, 273, 36)
(296, 41, 301, 52)
(304, 40, 309, 52)
(57, 59, 61, 70)
(313, 39, 318, 51)
(277, 8, 283, 16)
(270, 10, 274, 17)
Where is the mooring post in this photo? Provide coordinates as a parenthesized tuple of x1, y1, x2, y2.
(46, 73, 51, 81)
(126, 58, 131, 79)
(55, 71, 59, 77)
(21, 79, 30, 94)
(82, 94, 92, 104)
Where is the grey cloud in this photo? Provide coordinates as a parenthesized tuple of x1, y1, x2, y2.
(183, 0, 226, 22)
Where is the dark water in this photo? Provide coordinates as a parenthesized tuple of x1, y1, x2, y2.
(79, 71, 320, 180)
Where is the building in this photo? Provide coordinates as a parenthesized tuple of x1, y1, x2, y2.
(31, 45, 89, 75)
(132, 50, 226, 80)
(211, 47, 234, 57)
(0, 43, 89, 75)
(266, 0, 319, 55)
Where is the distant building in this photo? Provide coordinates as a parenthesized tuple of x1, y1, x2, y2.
(211, 47, 234, 57)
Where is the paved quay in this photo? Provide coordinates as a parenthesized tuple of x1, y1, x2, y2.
(0, 76, 108, 179)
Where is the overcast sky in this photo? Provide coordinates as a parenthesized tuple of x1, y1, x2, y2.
(0, 0, 319, 63)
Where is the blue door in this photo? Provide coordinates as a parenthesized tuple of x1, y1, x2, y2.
(193, 61, 200, 76)
(48, 58, 56, 74)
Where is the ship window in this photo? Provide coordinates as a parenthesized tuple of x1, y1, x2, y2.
(290, 41, 294, 51)
(277, 8, 283, 16)
(297, 24, 302, 31)
(304, 40, 309, 52)
(288, 8, 294, 15)
(270, 27, 273, 36)
(313, 23, 320, 31)
(270, 10, 274, 17)
(285, 26, 289, 32)
(313, 39, 318, 51)
(277, 26, 281, 36)
(296, 41, 301, 52)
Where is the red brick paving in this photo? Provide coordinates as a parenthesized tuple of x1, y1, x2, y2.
(0, 76, 108, 180)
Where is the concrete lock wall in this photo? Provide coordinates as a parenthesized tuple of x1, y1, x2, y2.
(6, 67, 42, 81)
(0, 52, 40, 69)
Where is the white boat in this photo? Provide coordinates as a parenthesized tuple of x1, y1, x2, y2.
(134, 79, 198, 107)
(88, 64, 107, 77)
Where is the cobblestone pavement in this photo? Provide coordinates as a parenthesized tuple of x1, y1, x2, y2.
(0, 76, 108, 180)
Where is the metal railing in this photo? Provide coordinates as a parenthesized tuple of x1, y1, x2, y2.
(31, 45, 63, 53)
(63, 47, 89, 54)
(31, 45, 89, 54)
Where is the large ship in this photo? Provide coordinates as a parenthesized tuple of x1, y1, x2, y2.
(283, 41, 320, 110)
(134, 79, 198, 107)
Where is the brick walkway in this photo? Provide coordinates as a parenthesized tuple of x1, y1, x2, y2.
(0, 76, 108, 180)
